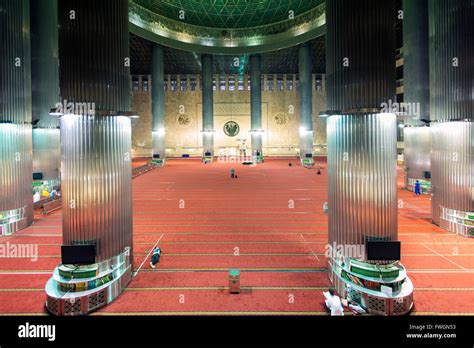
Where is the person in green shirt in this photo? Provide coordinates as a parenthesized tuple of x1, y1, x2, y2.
(231, 168, 235, 178)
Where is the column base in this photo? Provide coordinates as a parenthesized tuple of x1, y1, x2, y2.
(32, 128, 60, 181)
(328, 257, 414, 316)
(45, 247, 132, 316)
(253, 156, 264, 164)
(439, 207, 474, 237)
(151, 158, 165, 167)
(0, 206, 30, 236)
(300, 157, 315, 168)
(202, 156, 213, 164)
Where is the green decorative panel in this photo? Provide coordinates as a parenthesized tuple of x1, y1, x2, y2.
(129, 0, 325, 54)
(134, 0, 323, 28)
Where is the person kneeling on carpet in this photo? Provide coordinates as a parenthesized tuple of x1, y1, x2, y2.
(150, 247, 162, 269)
(323, 289, 344, 316)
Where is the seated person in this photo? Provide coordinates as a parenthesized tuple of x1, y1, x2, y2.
(323, 202, 329, 215)
(149, 247, 162, 269)
(323, 289, 344, 316)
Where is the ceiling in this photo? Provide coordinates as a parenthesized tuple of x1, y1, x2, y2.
(129, 0, 402, 76)
(130, 33, 325, 75)
(132, 0, 324, 29)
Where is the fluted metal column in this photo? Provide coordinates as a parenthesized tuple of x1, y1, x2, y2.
(431, 122, 473, 225)
(31, 0, 60, 181)
(403, 0, 430, 189)
(403, 126, 431, 189)
(403, 0, 430, 125)
(0, 0, 33, 236)
(45, 0, 133, 316)
(250, 55, 263, 158)
(152, 45, 166, 161)
(298, 43, 313, 159)
(326, 0, 398, 251)
(429, 0, 474, 228)
(327, 114, 398, 247)
(325, 0, 413, 315)
(201, 54, 214, 157)
(57, 0, 131, 261)
(60, 115, 132, 261)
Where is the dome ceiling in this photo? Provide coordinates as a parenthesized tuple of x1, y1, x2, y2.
(129, 0, 326, 54)
(133, 0, 324, 29)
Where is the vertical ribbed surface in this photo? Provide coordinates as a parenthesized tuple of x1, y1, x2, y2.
(403, 0, 430, 125)
(431, 122, 473, 225)
(299, 43, 313, 157)
(58, 0, 131, 113)
(403, 127, 431, 185)
(429, 0, 473, 122)
(0, 124, 33, 224)
(30, 0, 60, 180)
(429, 0, 473, 227)
(61, 115, 132, 262)
(326, 0, 397, 258)
(403, 0, 431, 191)
(31, 0, 59, 128)
(328, 114, 398, 252)
(151, 45, 165, 159)
(202, 54, 214, 155)
(0, 0, 33, 229)
(32, 129, 60, 180)
(0, 0, 32, 124)
(250, 54, 262, 155)
(58, 0, 132, 262)
(326, 0, 396, 111)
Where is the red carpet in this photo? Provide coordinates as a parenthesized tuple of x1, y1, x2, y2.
(1, 158, 473, 315)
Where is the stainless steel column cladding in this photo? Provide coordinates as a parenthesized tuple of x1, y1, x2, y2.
(56, 0, 132, 260)
(327, 113, 398, 250)
(403, 0, 430, 126)
(0, 124, 33, 235)
(32, 129, 60, 181)
(45, 0, 133, 315)
(57, 0, 131, 113)
(326, 0, 397, 251)
(326, 0, 396, 111)
(429, 0, 473, 230)
(0, 0, 33, 235)
(325, 0, 413, 315)
(403, 127, 431, 189)
(60, 115, 133, 262)
(431, 122, 473, 226)
(402, 0, 430, 189)
(429, 0, 473, 123)
(31, 0, 60, 181)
